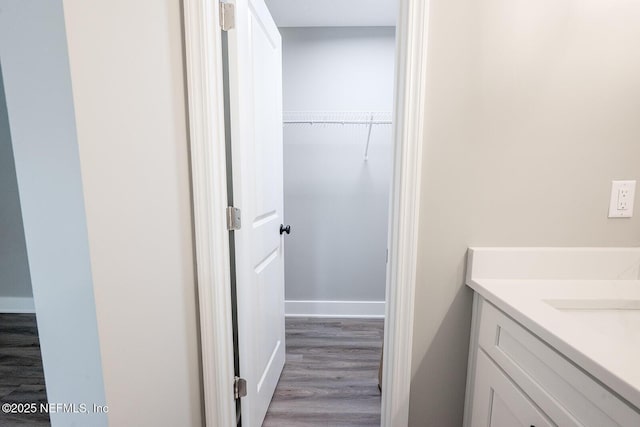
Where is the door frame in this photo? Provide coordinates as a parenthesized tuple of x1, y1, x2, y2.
(182, 0, 431, 425)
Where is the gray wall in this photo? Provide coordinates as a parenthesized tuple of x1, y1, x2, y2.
(0, 64, 32, 303)
(409, 0, 640, 425)
(281, 27, 395, 303)
(62, 0, 203, 423)
(0, 1, 107, 425)
(3, 0, 206, 423)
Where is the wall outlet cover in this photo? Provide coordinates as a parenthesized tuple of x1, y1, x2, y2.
(608, 180, 636, 218)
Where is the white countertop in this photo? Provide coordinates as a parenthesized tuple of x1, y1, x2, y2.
(467, 278, 640, 410)
(466, 248, 640, 411)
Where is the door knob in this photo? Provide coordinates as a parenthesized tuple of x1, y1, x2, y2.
(280, 224, 291, 235)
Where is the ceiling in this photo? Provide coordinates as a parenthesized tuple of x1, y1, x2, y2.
(264, 0, 397, 27)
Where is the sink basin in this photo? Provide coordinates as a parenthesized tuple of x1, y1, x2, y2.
(544, 298, 640, 341)
(544, 299, 640, 311)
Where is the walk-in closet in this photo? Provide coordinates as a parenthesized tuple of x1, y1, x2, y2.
(260, 3, 396, 424)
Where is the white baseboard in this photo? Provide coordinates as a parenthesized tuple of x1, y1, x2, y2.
(285, 300, 385, 318)
(0, 297, 35, 313)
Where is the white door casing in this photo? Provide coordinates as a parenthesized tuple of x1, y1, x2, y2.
(182, 0, 429, 425)
(226, 1, 285, 426)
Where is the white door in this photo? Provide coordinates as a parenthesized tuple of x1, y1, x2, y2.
(225, 1, 285, 426)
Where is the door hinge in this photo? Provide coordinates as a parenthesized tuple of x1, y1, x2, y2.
(219, 2, 235, 31)
(234, 376, 247, 399)
(226, 206, 241, 231)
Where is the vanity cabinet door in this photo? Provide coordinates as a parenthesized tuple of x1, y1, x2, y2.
(471, 351, 554, 427)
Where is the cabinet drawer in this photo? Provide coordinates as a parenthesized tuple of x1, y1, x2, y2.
(471, 350, 553, 427)
(478, 299, 640, 427)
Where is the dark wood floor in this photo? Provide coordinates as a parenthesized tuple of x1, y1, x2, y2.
(0, 314, 50, 426)
(262, 317, 384, 427)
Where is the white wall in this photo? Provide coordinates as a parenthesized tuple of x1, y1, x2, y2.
(281, 28, 395, 315)
(0, 2, 107, 425)
(282, 27, 395, 111)
(0, 64, 33, 312)
(265, 0, 397, 28)
(409, 1, 640, 425)
(62, 1, 203, 425)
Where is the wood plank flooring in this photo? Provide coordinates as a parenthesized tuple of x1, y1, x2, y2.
(262, 317, 383, 427)
(0, 314, 50, 426)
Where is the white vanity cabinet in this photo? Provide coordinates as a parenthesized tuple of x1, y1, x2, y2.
(464, 294, 640, 427)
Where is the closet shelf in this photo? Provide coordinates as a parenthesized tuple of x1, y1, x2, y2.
(283, 119, 392, 124)
(282, 111, 392, 125)
(282, 111, 392, 161)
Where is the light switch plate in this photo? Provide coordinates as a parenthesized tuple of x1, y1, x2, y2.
(608, 180, 636, 218)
